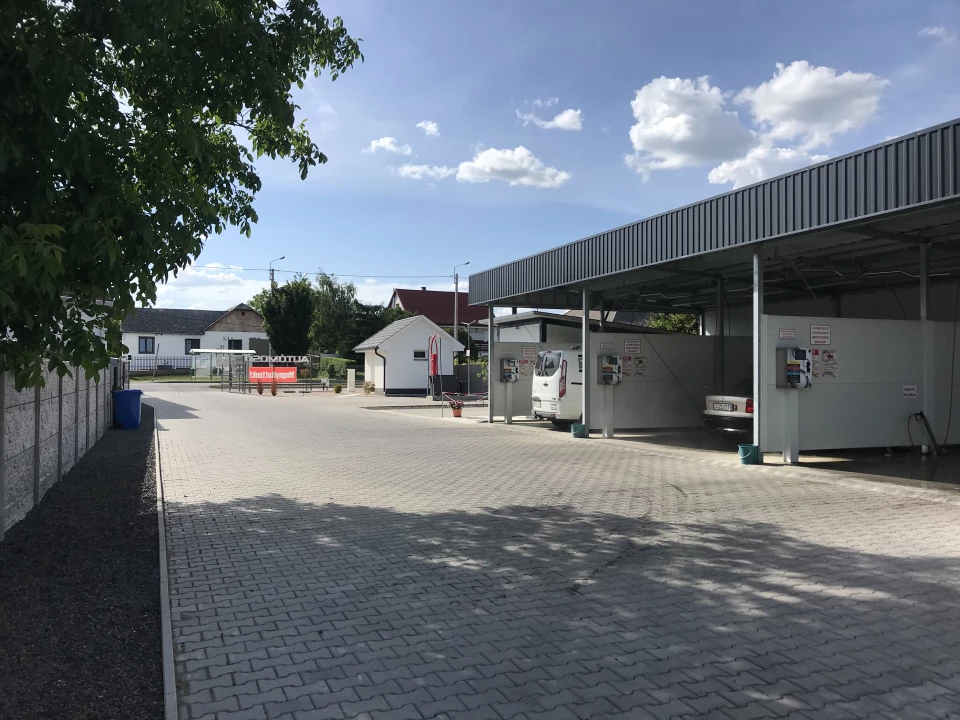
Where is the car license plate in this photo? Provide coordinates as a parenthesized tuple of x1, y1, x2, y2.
(713, 402, 735, 412)
(533, 399, 541, 408)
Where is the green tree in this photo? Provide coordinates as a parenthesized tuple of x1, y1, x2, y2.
(1, 0, 361, 389)
(312, 273, 358, 356)
(647, 312, 699, 334)
(258, 277, 316, 356)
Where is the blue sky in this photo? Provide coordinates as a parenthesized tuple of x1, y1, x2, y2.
(158, 0, 960, 310)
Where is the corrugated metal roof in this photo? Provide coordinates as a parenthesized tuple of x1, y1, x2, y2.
(469, 118, 960, 306)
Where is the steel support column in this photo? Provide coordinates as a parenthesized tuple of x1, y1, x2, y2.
(920, 245, 936, 453)
(752, 251, 764, 457)
(582, 289, 591, 436)
(487, 305, 495, 424)
(717, 279, 725, 394)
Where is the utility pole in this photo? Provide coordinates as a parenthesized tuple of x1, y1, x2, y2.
(268, 256, 285, 371)
(269, 256, 284, 296)
(453, 261, 470, 370)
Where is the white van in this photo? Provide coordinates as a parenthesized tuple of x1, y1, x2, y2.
(532, 349, 582, 429)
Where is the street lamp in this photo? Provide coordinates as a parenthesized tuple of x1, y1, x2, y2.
(453, 261, 470, 353)
(269, 256, 285, 295)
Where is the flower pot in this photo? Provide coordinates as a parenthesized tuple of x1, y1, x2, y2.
(452, 408, 462, 417)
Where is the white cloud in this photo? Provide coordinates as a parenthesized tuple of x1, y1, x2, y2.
(735, 61, 888, 149)
(517, 107, 584, 131)
(416, 120, 440, 136)
(532, 98, 559, 108)
(362, 137, 413, 155)
(708, 145, 829, 188)
(456, 146, 571, 188)
(153, 263, 268, 310)
(919, 26, 956, 42)
(624, 76, 757, 178)
(396, 164, 456, 180)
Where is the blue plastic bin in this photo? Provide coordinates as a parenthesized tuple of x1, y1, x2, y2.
(113, 389, 143, 430)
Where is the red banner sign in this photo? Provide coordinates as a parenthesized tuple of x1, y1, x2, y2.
(248, 366, 298, 383)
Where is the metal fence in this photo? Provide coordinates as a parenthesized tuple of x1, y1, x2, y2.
(128, 355, 192, 372)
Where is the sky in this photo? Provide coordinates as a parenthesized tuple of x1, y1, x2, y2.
(157, 0, 960, 311)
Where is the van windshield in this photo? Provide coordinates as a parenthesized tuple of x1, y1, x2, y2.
(535, 352, 562, 377)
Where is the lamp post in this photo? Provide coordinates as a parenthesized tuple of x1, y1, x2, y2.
(453, 262, 470, 368)
(269, 256, 285, 296)
(268, 256, 284, 369)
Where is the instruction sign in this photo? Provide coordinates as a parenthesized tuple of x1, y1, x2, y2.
(624, 338, 642, 354)
(600, 341, 613, 350)
(903, 384, 918, 399)
(522, 346, 537, 358)
(810, 324, 831, 345)
(501, 347, 514, 356)
(779, 328, 795, 340)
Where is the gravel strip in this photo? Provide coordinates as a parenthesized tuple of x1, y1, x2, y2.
(0, 404, 162, 720)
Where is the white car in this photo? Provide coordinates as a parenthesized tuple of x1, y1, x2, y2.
(703, 379, 753, 433)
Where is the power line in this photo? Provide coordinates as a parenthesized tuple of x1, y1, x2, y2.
(187, 264, 453, 278)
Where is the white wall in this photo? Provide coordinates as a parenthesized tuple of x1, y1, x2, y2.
(122, 330, 266, 357)
(379, 319, 458, 392)
(364, 351, 385, 391)
(702, 281, 960, 337)
(491, 333, 752, 429)
(497, 322, 542, 343)
(760, 315, 960, 451)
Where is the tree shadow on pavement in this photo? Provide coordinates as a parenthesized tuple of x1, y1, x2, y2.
(166, 494, 960, 719)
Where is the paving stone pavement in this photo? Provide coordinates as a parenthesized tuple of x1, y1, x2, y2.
(147, 385, 960, 720)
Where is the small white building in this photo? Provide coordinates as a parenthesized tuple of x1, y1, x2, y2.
(121, 303, 268, 369)
(354, 315, 463, 396)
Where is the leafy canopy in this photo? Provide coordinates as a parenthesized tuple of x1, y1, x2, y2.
(1, 0, 361, 388)
(646, 312, 699, 335)
(255, 275, 315, 356)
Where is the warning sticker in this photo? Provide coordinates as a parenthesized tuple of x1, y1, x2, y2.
(810, 324, 831, 345)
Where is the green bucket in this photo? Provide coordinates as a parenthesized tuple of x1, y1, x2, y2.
(738, 444, 759, 465)
(571, 423, 587, 438)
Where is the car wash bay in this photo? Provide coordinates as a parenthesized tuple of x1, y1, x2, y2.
(470, 119, 960, 479)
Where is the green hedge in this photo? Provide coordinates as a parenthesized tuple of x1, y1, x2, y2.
(318, 357, 350, 379)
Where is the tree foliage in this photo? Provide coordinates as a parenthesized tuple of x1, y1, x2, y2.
(256, 276, 315, 356)
(647, 312, 699, 335)
(1, 0, 361, 388)
(312, 273, 359, 356)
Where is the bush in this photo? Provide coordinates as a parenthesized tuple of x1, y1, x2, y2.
(334, 384, 342, 394)
(363, 380, 375, 395)
(318, 357, 349, 379)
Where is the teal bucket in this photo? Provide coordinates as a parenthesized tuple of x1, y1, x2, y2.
(571, 423, 587, 438)
(738, 444, 759, 465)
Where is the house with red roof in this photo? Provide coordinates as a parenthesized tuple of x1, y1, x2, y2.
(387, 287, 488, 344)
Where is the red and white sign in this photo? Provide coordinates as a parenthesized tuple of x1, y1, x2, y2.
(248, 366, 298, 383)
(810, 324, 831, 345)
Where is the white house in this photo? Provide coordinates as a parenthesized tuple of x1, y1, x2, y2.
(354, 315, 463, 395)
(121, 303, 268, 368)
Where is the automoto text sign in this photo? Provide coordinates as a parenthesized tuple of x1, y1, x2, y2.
(248, 367, 298, 383)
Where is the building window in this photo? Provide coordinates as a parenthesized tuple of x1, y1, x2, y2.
(138, 337, 155, 354)
(185, 338, 200, 354)
(227, 339, 242, 350)
(413, 350, 427, 361)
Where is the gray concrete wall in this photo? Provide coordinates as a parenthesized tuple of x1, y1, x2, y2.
(1, 366, 111, 540)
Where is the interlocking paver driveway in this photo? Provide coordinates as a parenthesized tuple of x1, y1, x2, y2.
(147, 386, 960, 720)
